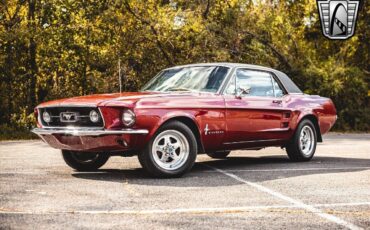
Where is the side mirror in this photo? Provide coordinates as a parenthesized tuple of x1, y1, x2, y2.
(236, 86, 251, 99)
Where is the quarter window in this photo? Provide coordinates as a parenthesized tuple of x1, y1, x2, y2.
(272, 77, 284, 97)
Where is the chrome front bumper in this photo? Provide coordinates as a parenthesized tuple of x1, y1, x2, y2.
(32, 127, 149, 136)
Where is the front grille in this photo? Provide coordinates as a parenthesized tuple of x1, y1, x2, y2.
(39, 107, 104, 128)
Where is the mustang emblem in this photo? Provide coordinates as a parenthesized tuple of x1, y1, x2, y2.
(60, 112, 77, 122)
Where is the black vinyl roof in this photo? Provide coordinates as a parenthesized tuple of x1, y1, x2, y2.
(272, 70, 303, 94)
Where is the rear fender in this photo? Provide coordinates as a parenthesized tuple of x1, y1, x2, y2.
(297, 112, 323, 142)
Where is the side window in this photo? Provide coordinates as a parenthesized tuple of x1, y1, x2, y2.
(225, 69, 275, 97)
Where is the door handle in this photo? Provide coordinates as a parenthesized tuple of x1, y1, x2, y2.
(272, 100, 282, 104)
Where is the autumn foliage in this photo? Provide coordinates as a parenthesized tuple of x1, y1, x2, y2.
(0, 0, 369, 139)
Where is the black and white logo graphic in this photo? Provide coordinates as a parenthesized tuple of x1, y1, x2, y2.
(317, 0, 360, 39)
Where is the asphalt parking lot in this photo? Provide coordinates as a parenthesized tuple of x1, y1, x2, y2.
(0, 133, 369, 229)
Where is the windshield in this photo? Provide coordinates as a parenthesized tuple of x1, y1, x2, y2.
(141, 66, 229, 93)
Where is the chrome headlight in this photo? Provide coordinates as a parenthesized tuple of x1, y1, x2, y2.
(42, 111, 51, 123)
(122, 109, 135, 127)
(89, 110, 100, 123)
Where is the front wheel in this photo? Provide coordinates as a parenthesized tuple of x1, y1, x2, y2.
(138, 121, 197, 178)
(62, 150, 110, 171)
(286, 119, 317, 162)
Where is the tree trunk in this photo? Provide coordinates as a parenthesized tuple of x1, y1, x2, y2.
(5, 41, 13, 122)
(28, 0, 37, 113)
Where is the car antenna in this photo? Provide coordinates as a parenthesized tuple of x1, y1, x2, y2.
(118, 58, 122, 94)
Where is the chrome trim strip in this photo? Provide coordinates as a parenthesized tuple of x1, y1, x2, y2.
(32, 128, 149, 136)
(98, 107, 106, 128)
(259, 128, 290, 132)
(224, 139, 284, 145)
(37, 105, 98, 108)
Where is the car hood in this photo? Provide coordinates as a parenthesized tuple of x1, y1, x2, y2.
(37, 91, 208, 108)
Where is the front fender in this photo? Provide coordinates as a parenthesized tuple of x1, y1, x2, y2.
(152, 111, 199, 137)
(135, 108, 225, 152)
(134, 109, 201, 148)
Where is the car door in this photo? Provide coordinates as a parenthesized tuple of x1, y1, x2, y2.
(222, 68, 291, 148)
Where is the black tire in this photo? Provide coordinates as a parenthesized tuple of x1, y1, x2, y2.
(206, 151, 230, 159)
(62, 150, 110, 171)
(286, 119, 317, 162)
(138, 121, 197, 178)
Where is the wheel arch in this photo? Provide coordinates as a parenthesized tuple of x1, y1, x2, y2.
(298, 114, 322, 142)
(157, 116, 205, 153)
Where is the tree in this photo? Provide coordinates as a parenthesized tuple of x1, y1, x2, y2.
(0, 0, 369, 138)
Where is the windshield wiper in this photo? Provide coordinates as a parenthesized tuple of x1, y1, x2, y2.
(166, 87, 192, 92)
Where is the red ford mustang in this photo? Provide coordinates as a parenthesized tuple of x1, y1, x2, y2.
(32, 63, 337, 177)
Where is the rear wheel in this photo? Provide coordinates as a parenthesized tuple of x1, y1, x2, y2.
(206, 151, 230, 159)
(62, 150, 109, 171)
(138, 121, 197, 178)
(286, 119, 317, 162)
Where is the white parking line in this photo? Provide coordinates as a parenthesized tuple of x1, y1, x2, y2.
(0, 202, 369, 215)
(201, 166, 370, 173)
(204, 164, 364, 230)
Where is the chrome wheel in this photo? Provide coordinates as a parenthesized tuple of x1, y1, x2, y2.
(299, 125, 314, 156)
(152, 130, 190, 170)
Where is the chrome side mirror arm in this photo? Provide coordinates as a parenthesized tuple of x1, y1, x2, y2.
(235, 86, 251, 99)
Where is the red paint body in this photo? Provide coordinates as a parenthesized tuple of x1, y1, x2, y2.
(35, 91, 337, 153)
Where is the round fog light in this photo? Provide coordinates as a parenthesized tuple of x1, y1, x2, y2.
(42, 111, 51, 123)
(89, 110, 100, 123)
